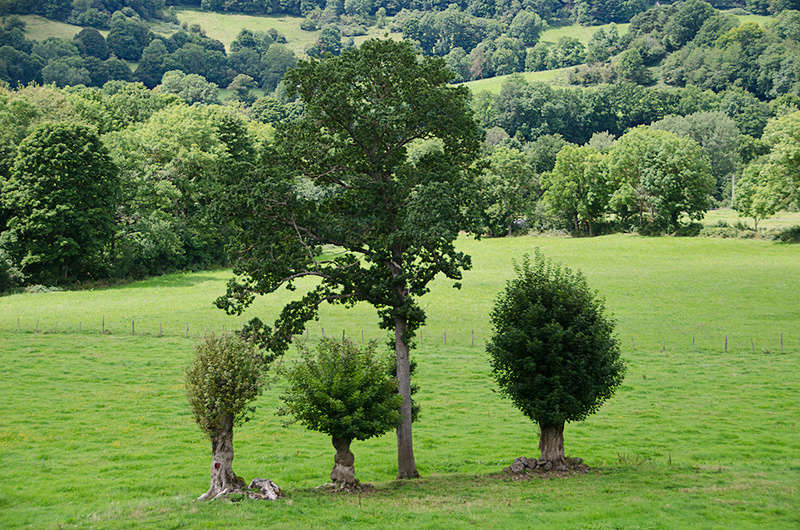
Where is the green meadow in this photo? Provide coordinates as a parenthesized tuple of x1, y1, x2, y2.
(540, 21, 630, 45)
(1, 233, 799, 528)
(460, 66, 576, 93)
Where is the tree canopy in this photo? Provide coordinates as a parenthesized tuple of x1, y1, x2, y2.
(216, 39, 483, 479)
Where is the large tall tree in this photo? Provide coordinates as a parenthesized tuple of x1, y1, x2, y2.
(216, 39, 483, 479)
(0, 123, 118, 284)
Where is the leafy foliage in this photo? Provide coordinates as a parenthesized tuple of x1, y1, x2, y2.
(487, 250, 625, 427)
(0, 122, 118, 285)
(185, 333, 264, 436)
(279, 339, 402, 441)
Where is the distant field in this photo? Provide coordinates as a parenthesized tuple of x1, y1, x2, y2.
(729, 11, 777, 26)
(174, 9, 401, 54)
(1, 235, 799, 527)
(461, 66, 576, 93)
(541, 21, 630, 45)
(18, 14, 104, 40)
(703, 208, 800, 230)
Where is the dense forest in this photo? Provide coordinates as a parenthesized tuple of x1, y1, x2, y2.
(1, 0, 799, 290)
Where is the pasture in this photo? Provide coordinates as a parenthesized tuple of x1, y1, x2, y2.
(540, 22, 630, 45)
(173, 9, 402, 54)
(1, 234, 799, 528)
(460, 66, 576, 93)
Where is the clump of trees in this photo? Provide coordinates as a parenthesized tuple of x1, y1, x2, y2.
(280, 339, 402, 489)
(0, 17, 297, 92)
(185, 333, 264, 501)
(486, 251, 625, 469)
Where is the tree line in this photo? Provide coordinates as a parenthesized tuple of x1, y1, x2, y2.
(1, 15, 298, 93)
(1, 39, 799, 290)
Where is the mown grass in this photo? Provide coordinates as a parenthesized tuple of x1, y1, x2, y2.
(1, 234, 799, 527)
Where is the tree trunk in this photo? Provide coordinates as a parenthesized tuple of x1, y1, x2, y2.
(538, 423, 567, 471)
(197, 414, 246, 501)
(330, 437, 357, 486)
(395, 314, 420, 479)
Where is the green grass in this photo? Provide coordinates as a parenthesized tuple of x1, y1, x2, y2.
(1, 235, 799, 527)
(174, 9, 401, 54)
(703, 208, 800, 231)
(729, 11, 777, 26)
(461, 66, 576, 93)
(540, 22, 630, 45)
(19, 14, 105, 40)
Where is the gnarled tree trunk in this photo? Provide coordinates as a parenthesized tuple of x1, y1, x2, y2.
(330, 437, 357, 486)
(197, 414, 246, 501)
(538, 423, 567, 471)
(395, 314, 420, 479)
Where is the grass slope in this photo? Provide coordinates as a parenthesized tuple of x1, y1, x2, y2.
(540, 21, 630, 45)
(174, 8, 401, 54)
(19, 14, 104, 40)
(1, 234, 799, 527)
(460, 66, 577, 93)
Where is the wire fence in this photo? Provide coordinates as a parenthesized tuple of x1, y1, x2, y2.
(2, 316, 796, 354)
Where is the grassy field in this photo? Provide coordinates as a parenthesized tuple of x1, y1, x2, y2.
(1, 234, 799, 528)
(540, 22, 630, 45)
(19, 14, 105, 40)
(703, 208, 800, 230)
(461, 66, 577, 93)
(174, 9, 401, 54)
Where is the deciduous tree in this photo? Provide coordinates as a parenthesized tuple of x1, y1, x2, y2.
(1, 123, 118, 284)
(216, 40, 482, 479)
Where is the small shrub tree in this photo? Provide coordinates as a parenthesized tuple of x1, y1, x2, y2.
(185, 333, 263, 500)
(486, 251, 625, 470)
(280, 339, 402, 488)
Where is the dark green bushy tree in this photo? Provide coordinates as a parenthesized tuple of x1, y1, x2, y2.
(1, 123, 118, 285)
(186, 333, 264, 501)
(216, 39, 482, 480)
(280, 339, 402, 488)
(487, 251, 625, 470)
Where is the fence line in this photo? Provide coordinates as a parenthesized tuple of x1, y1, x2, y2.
(1, 317, 796, 353)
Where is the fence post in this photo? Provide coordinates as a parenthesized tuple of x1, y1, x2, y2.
(132, 319, 135, 336)
(159, 323, 163, 337)
(724, 335, 728, 352)
(102, 315, 105, 334)
(361, 329, 364, 345)
(35, 320, 39, 333)
(78, 321, 81, 334)
(471, 329, 474, 347)
(661, 338, 665, 352)
(780, 333, 783, 353)
(321, 327, 325, 338)
(751, 338, 755, 353)
(342, 329, 345, 341)
(17, 317, 20, 333)
(185, 323, 189, 338)
(444, 331, 446, 345)
(691, 335, 695, 351)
